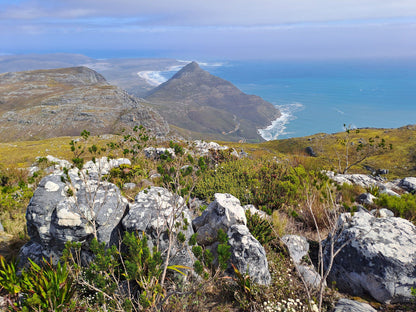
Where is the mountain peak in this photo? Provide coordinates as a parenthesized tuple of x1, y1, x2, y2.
(145, 63, 280, 142)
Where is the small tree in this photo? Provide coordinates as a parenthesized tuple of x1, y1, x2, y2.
(335, 124, 391, 174)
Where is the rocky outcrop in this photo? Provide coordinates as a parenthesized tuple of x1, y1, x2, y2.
(323, 208, 416, 303)
(0, 67, 169, 142)
(192, 193, 271, 285)
(399, 177, 416, 193)
(20, 168, 128, 266)
(122, 187, 195, 268)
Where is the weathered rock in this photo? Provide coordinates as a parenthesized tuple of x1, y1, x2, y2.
(323, 209, 416, 303)
(123, 182, 136, 190)
(305, 146, 317, 157)
(332, 298, 377, 312)
(399, 177, 416, 193)
(20, 170, 128, 266)
(370, 208, 395, 218)
(193, 140, 229, 156)
(122, 187, 195, 268)
(282, 235, 324, 289)
(144, 147, 175, 159)
(227, 224, 271, 285)
(83, 157, 131, 176)
(357, 193, 376, 205)
(378, 185, 400, 197)
(192, 193, 247, 245)
(326, 172, 381, 189)
(243, 204, 268, 219)
(281, 235, 309, 264)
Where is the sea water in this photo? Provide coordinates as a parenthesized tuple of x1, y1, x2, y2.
(143, 59, 416, 140)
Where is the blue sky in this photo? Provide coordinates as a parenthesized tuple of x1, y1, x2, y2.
(1, 0, 415, 60)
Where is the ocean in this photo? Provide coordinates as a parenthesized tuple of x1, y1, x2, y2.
(140, 59, 416, 140)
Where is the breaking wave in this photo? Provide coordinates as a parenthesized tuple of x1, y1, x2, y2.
(258, 103, 304, 141)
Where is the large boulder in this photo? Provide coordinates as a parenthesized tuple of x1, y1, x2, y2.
(192, 193, 247, 245)
(227, 225, 271, 285)
(20, 168, 128, 266)
(323, 209, 416, 303)
(122, 187, 195, 268)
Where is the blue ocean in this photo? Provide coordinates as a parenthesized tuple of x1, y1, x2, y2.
(148, 59, 416, 140)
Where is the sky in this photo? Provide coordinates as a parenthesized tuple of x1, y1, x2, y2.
(1, 0, 416, 60)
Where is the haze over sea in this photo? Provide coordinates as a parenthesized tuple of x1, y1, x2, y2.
(144, 58, 416, 140)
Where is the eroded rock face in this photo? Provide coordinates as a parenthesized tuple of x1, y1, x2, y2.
(122, 187, 195, 268)
(227, 224, 271, 285)
(323, 209, 416, 303)
(20, 168, 128, 266)
(192, 193, 247, 245)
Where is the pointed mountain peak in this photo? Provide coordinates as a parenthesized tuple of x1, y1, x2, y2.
(171, 61, 204, 79)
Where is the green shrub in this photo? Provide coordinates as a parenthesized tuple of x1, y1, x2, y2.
(0, 257, 75, 311)
(246, 210, 275, 245)
(375, 193, 416, 222)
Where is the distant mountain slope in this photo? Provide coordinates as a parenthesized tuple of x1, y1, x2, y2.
(145, 62, 280, 142)
(0, 53, 183, 97)
(0, 67, 169, 142)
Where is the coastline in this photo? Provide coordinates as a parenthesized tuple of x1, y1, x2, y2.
(258, 103, 304, 141)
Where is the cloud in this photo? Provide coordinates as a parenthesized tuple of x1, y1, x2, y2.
(1, 0, 416, 26)
(1, 0, 415, 59)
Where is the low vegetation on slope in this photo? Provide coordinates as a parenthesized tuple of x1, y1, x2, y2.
(0, 125, 415, 311)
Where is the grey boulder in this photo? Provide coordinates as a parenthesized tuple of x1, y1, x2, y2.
(21, 170, 127, 266)
(323, 209, 416, 303)
(192, 193, 247, 245)
(332, 299, 377, 312)
(227, 224, 271, 285)
(122, 187, 195, 268)
(282, 235, 324, 289)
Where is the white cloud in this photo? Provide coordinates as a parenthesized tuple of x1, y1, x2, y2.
(1, 0, 416, 26)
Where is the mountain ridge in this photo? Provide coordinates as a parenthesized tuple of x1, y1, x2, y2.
(0, 66, 169, 142)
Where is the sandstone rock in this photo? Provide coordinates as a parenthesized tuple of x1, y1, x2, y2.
(282, 235, 324, 289)
(243, 204, 268, 219)
(399, 177, 416, 193)
(83, 157, 131, 176)
(357, 193, 376, 205)
(192, 193, 247, 245)
(123, 182, 136, 190)
(370, 208, 395, 218)
(122, 187, 195, 268)
(227, 224, 271, 285)
(20, 171, 128, 266)
(323, 209, 416, 303)
(332, 298, 377, 312)
(281, 235, 309, 264)
(193, 140, 229, 156)
(144, 147, 175, 159)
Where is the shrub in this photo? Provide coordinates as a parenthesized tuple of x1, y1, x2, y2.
(246, 210, 275, 245)
(375, 193, 416, 222)
(0, 257, 75, 311)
